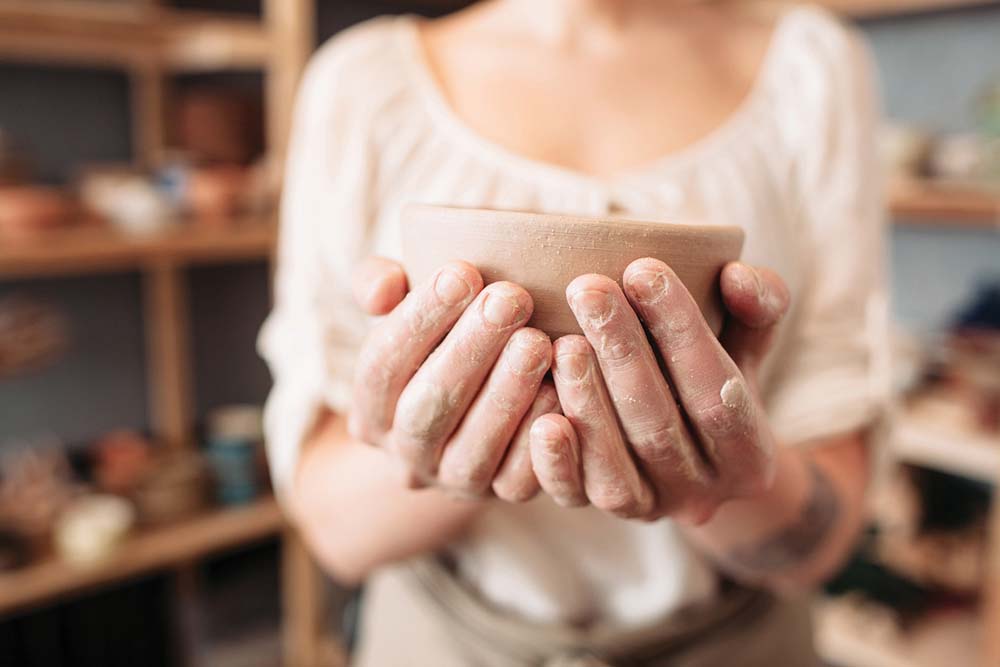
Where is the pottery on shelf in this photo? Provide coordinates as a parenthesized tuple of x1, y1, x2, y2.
(401, 204, 745, 338)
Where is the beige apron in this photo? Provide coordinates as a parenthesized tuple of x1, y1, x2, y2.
(352, 555, 820, 667)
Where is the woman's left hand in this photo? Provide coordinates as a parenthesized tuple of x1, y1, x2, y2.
(532, 258, 790, 524)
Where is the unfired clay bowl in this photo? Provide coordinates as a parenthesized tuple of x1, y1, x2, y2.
(401, 204, 745, 338)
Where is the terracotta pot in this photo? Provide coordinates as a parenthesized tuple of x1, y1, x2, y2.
(0, 186, 74, 240)
(187, 165, 249, 225)
(401, 204, 744, 338)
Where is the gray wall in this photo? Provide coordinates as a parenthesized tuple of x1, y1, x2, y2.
(1, 3, 998, 445)
(859, 7, 1000, 334)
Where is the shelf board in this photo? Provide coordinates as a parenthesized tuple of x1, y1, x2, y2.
(0, 1, 270, 70)
(0, 496, 286, 617)
(890, 180, 1000, 226)
(162, 12, 272, 72)
(892, 418, 1000, 483)
(0, 221, 276, 279)
(821, 0, 1000, 18)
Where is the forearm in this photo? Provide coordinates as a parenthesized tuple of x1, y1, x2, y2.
(683, 432, 870, 591)
(287, 410, 485, 584)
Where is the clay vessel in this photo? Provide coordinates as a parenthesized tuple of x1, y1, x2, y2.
(401, 204, 745, 338)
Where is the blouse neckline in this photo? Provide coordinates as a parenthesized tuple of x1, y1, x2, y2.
(395, 8, 803, 191)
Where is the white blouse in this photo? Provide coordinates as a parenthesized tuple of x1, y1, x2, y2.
(259, 6, 890, 626)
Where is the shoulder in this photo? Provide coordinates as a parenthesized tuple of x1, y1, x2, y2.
(779, 5, 875, 83)
(296, 16, 411, 116)
(768, 5, 879, 143)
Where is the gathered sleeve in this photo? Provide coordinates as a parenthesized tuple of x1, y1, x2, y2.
(763, 15, 892, 446)
(257, 32, 380, 494)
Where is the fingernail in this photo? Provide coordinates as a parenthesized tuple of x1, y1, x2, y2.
(554, 352, 589, 382)
(482, 289, 525, 327)
(505, 334, 548, 376)
(629, 270, 668, 304)
(530, 419, 562, 447)
(434, 269, 472, 306)
(748, 267, 765, 298)
(570, 289, 612, 322)
(733, 264, 764, 299)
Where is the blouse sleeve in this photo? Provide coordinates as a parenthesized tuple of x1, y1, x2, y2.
(763, 14, 892, 446)
(257, 28, 381, 495)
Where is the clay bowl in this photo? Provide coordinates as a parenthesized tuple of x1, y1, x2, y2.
(401, 204, 745, 338)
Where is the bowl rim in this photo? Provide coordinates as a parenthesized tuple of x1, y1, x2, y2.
(404, 203, 745, 242)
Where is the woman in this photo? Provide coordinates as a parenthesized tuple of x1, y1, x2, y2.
(259, 1, 888, 664)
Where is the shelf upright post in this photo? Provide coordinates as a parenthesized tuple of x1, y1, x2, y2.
(263, 0, 313, 173)
(130, 56, 166, 170)
(143, 260, 193, 452)
(261, 0, 325, 663)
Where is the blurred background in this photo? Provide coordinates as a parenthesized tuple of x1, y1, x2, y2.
(0, 1, 997, 666)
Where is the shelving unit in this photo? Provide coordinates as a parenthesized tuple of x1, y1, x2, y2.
(4, 2, 999, 666)
(824, 175, 1000, 665)
(0, 1, 326, 664)
(0, 222, 276, 279)
(0, 496, 284, 617)
(892, 418, 1000, 484)
(889, 180, 1000, 226)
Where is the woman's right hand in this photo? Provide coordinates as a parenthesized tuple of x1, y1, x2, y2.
(347, 257, 557, 501)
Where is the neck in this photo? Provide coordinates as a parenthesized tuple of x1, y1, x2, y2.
(497, 0, 665, 51)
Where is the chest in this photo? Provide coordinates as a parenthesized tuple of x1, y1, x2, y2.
(430, 43, 758, 179)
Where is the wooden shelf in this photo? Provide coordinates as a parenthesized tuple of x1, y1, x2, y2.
(0, 221, 276, 279)
(0, 1, 269, 70)
(820, 0, 1000, 18)
(0, 496, 286, 618)
(889, 180, 1000, 226)
(892, 418, 1000, 484)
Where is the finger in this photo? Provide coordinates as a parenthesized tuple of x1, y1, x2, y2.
(437, 328, 552, 496)
(529, 413, 586, 507)
(566, 274, 711, 490)
(349, 261, 483, 444)
(551, 336, 654, 518)
(391, 282, 533, 479)
(351, 257, 409, 315)
(623, 258, 772, 496)
(492, 382, 560, 503)
(719, 262, 790, 371)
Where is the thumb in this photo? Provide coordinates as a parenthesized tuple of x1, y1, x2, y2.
(719, 262, 790, 372)
(351, 256, 409, 315)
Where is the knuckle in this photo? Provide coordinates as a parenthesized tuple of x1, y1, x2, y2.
(628, 420, 685, 461)
(590, 487, 642, 518)
(595, 330, 642, 364)
(492, 475, 538, 503)
(680, 495, 723, 526)
(692, 400, 755, 444)
(394, 380, 451, 443)
(651, 306, 702, 351)
(438, 452, 497, 496)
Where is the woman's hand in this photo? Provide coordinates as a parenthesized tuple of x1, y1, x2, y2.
(347, 257, 557, 501)
(533, 258, 790, 523)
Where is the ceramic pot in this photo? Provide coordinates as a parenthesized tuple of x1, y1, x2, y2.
(0, 186, 74, 240)
(187, 165, 249, 224)
(401, 204, 744, 338)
